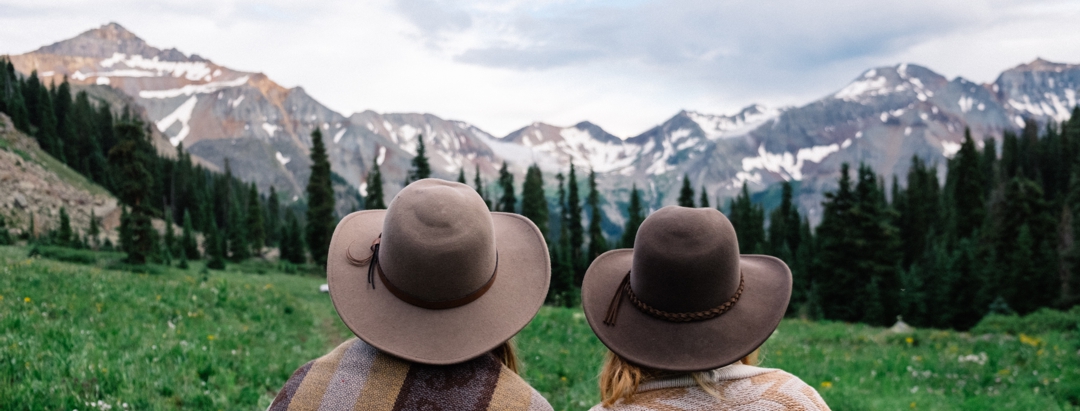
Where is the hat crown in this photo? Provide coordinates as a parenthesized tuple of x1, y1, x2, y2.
(630, 206, 741, 313)
(378, 179, 498, 302)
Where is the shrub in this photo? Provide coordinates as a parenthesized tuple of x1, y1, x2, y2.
(971, 306, 1080, 335)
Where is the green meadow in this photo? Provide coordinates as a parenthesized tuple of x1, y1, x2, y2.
(2, 245, 1078, 411)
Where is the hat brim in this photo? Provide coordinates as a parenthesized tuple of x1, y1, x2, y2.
(582, 249, 792, 372)
(327, 210, 550, 365)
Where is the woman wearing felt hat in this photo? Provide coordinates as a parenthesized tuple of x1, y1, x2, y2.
(582, 206, 830, 410)
(269, 179, 553, 411)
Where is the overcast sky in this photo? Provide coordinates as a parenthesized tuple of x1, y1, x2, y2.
(2, 0, 1080, 137)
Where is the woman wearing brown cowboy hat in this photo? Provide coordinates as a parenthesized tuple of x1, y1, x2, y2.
(269, 179, 553, 411)
(581, 206, 829, 410)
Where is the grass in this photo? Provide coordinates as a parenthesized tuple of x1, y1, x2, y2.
(2, 245, 1078, 410)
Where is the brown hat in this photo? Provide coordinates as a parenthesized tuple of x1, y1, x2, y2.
(327, 179, 550, 365)
(582, 206, 791, 372)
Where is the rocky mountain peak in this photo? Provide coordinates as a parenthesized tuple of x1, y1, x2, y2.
(33, 22, 175, 60)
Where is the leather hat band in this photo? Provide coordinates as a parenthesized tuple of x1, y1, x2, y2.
(603, 270, 744, 326)
(347, 234, 499, 310)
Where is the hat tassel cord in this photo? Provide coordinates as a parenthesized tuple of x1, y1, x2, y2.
(603, 272, 631, 326)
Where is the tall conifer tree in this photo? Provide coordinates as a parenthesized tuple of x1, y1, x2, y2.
(678, 174, 695, 207)
(587, 169, 608, 262)
(246, 183, 265, 256)
(407, 134, 431, 183)
(496, 162, 516, 213)
(622, 184, 645, 248)
(364, 154, 387, 210)
(306, 129, 335, 268)
(521, 164, 548, 238)
(567, 164, 584, 282)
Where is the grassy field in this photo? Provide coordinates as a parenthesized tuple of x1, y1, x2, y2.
(2, 245, 1078, 410)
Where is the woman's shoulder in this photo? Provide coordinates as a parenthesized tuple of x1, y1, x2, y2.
(720, 367, 830, 410)
(591, 366, 830, 411)
(270, 338, 554, 411)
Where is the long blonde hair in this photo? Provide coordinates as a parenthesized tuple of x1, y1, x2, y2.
(491, 340, 520, 374)
(598, 348, 760, 406)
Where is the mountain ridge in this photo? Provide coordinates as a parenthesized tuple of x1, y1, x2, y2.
(7, 22, 1080, 230)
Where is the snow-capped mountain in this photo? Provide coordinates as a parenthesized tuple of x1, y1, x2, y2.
(499, 121, 638, 173)
(7, 23, 1080, 231)
(8, 23, 513, 201)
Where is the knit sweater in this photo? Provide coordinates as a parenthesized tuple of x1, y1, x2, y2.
(270, 338, 553, 411)
(589, 363, 830, 411)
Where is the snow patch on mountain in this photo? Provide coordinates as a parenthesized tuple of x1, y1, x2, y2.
(738, 142, 844, 182)
(156, 96, 198, 146)
(276, 152, 290, 165)
(98, 52, 214, 81)
(139, 76, 249, 99)
(262, 123, 278, 137)
(685, 105, 781, 140)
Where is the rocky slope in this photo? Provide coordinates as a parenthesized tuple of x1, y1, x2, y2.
(0, 113, 120, 242)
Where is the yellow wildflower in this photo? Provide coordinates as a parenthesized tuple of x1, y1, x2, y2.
(207, 335, 216, 341)
(0, 295, 4, 301)
(820, 381, 833, 389)
(910, 402, 917, 408)
(1019, 334, 1040, 347)
(24, 297, 30, 303)
(905, 337, 914, 345)
(264, 284, 273, 290)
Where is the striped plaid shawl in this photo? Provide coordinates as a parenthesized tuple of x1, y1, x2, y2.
(270, 338, 553, 411)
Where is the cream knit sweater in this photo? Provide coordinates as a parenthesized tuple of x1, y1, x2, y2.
(590, 363, 830, 411)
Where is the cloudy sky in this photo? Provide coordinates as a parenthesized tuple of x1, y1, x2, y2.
(2, 0, 1080, 137)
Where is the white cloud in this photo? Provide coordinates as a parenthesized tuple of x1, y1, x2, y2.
(1, 0, 1078, 138)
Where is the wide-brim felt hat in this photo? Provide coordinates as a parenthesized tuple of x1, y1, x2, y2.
(582, 206, 791, 372)
(327, 179, 550, 365)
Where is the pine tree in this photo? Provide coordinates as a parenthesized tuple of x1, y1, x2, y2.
(698, 186, 709, 208)
(767, 181, 800, 263)
(306, 129, 336, 268)
(206, 219, 226, 270)
(163, 208, 177, 260)
(727, 183, 766, 254)
(227, 187, 249, 262)
(982, 175, 1058, 314)
(181, 210, 199, 259)
(497, 162, 516, 212)
(54, 79, 79, 166)
(281, 210, 306, 264)
(407, 134, 431, 183)
(109, 121, 157, 264)
(567, 164, 584, 283)
(897, 156, 941, 268)
(474, 164, 491, 210)
(587, 169, 608, 262)
(678, 174, 695, 207)
(246, 183, 265, 256)
(265, 186, 281, 246)
(814, 163, 860, 322)
(520, 164, 548, 238)
(364, 154, 387, 210)
(945, 128, 985, 240)
(622, 184, 645, 248)
(56, 207, 72, 247)
(457, 168, 467, 184)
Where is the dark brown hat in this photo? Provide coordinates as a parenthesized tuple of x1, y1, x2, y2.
(327, 179, 550, 365)
(582, 206, 791, 372)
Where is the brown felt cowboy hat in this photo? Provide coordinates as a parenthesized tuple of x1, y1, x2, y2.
(582, 206, 791, 372)
(327, 179, 550, 365)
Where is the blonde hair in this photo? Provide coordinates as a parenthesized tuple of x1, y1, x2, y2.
(598, 348, 760, 407)
(491, 340, 520, 374)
